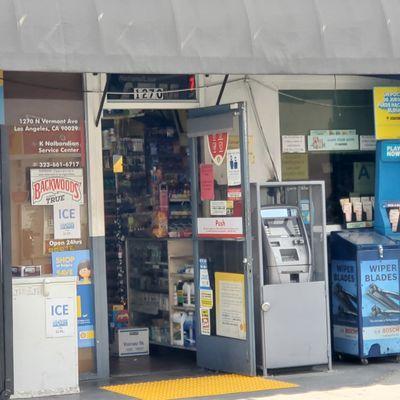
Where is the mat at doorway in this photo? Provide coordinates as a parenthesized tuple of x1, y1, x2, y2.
(101, 373, 297, 400)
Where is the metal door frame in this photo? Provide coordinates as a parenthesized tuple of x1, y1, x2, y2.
(0, 125, 14, 399)
(189, 102, 256, 376)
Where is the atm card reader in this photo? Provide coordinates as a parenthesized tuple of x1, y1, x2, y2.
(261, 206, 312, 284)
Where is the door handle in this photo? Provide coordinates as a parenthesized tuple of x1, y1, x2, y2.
(261, 302, 271, 312)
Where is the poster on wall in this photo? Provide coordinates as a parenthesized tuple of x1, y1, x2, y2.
(197, 217, 243, 238)
(30, 168, 84, 206)
(360, 259, 400, 356)
(282, 153, 309, 181)
(330, 260, 359, 356)
(0, 70, 4, 125)
(207, 132, 228, 166)
(52, 249, 95, 348)
(281, 135, 306, 153)
(54, 203, 81, 240)
(215, 272, 246, 340)
(360, 136, 376, 151)
(307, 132, 359, 151)
(374, 87, 400, 140)
(226, 149, 241, 186)
(45, 297, 75, 338)
(199, 164, 214, 201)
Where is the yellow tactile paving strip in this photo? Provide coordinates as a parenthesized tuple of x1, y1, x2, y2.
(101, 374, 297, 400)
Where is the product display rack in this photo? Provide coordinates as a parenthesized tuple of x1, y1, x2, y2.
(126, 237, 196, 351)
(102, 111, 195, 352)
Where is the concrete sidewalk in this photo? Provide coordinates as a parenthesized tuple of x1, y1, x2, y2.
(37, 360, 400, 400)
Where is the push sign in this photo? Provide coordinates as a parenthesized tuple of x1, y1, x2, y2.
(45, 297, 74, 338)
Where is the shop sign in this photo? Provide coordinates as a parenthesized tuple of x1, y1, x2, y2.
(46, 239, 84, 254)
(207, 132, 228, 166)
(374, 87, 400, 140)
(197, 217, 243, 238)
(200, 308, 211, 336)
(199, 164, 214, 201)
(107, 74, 197, 102)
(54, 203, 81, 240)
(226, 149, 241, 186)
(308, 133, 359, 151)
(281, 135, 306, 153)
(215, 272, 246, 340)
(0, 70, 4, 125)
(52, 250, 95, 348)
(45, 297, 75, 338)
(360, 135, 376, 151)
(30, 168, 84, 206)
(10, 117, 82, 156)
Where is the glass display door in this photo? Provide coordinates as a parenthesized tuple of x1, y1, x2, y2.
(188, 103, 256, 375)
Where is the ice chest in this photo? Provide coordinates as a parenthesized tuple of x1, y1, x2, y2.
(111, 328, 149, 357)
(330, 230, 400, 363)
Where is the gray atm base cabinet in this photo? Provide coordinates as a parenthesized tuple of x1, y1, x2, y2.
(251, 181, 332, 375)
(262, 282, 329, 369)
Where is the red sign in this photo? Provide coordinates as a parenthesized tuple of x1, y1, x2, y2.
(200, 164, 214, 201)
(207, 132, 228, 166)
(30, 168, 84, 205)
(227, 187, 242, 200)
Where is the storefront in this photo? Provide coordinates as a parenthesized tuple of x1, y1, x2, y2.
(2, 2, 400, 395)
(1, 71, 398, 389)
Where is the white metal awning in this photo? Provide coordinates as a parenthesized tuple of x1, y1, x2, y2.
(1, 0, 400, 74)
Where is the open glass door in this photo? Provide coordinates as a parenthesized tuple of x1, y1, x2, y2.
(188, 103, 256, 375)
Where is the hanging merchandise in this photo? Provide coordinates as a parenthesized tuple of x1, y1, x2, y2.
(184, 311, 196, 348)
(115, 173, 127, 307)
(176, 280, 184, 306)
(172, 311, 186, 346)
(183, 281, 191, 307)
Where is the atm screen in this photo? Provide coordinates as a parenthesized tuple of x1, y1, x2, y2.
(261, 208, 297, 219)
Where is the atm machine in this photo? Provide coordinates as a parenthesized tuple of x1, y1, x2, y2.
(260, 206, 311, 284)
(251, 181, 331, 375)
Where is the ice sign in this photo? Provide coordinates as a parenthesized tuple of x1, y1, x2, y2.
(379, 92, 400, 114)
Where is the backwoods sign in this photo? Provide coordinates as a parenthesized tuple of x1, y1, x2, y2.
(30, 168, 84, 205)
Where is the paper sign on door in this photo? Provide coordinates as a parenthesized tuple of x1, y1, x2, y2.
(227, 149, 241, 186)
(54, 203, 81, 240)
(200, 164, 214, 201)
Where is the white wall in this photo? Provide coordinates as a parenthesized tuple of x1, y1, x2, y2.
(202, 74, 400, 184)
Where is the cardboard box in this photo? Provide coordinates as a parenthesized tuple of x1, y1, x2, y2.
(111, 328, 149, 357)
(12, 265, 42, 277)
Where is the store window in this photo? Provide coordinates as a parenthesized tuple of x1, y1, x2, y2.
(279, 90, 376, 226)
(4, 72, 95, 374)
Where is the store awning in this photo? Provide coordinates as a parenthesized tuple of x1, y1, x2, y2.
(1, 0, 400, 74)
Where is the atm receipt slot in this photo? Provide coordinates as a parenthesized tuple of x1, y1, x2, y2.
(261, 206, 312, 284)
